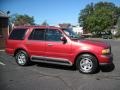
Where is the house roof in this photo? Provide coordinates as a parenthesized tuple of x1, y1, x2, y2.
(0, 11, 9, 18)
(59, 23, 71, 29)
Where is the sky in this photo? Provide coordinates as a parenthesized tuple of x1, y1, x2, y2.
(1, 0, 120, 25)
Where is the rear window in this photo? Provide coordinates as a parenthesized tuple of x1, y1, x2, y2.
(9, 28, 27, 40)
(28, 29, 45, 40)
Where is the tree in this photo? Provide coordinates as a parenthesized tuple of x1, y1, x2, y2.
(79, 2, 120, 33)
(10, 14, 35, 26)
(41, 21, 49, 26)
(115, 16, 120, 37)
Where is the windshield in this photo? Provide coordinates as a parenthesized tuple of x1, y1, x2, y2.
(63, 29, 80, 39)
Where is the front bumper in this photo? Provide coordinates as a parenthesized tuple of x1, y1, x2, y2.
(99, 53, 113, 66)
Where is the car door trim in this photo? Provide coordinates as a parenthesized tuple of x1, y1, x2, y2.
(31, 55, 72, 66)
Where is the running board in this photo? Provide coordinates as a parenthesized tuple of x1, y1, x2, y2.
(31, 56, 72, 66)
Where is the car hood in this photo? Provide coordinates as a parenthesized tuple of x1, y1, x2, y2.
(74, 39, 110, 48)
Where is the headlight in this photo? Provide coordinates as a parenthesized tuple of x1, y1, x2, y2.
(102, 49, 110, 54)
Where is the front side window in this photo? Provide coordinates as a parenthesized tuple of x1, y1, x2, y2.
(9, 29, 27, 40)
(28, 29, 45, 40)
(63, 29, 81, 39)
(45, 29, 62, 41)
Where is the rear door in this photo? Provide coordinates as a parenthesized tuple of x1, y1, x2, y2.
(26, 28, 45, 56)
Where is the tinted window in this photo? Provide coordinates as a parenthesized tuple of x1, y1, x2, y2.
(0, 28, 3, 38)
(45, 29, 62, 41)
(9, 29, 27, 40)
(28, 29, 45, 40)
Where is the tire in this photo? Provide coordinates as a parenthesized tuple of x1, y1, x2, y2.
(15, 50, 30, 66)
(76, 54, 98, 74)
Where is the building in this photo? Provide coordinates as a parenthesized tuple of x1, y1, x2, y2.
(59, 23, 71, 29)
(57, 24, 83, 36)
(0, 11, 9, 49)
(72, 25, 83, 35)
(111, 25, 118, 35)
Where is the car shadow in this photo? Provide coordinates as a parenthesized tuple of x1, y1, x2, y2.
(32, 62, 115, 73)
(34, 62, 76, 71)
(100, 63, 115, 72)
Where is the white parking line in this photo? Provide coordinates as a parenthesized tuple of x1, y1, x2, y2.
(0, 50, 5, 52)
(0, 61, 5, 66)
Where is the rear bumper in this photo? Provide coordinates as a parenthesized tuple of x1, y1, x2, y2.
(5, 48, 14, 56)
(99, 53, 113, 66)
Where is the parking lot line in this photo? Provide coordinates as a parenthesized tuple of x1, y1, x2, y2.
(0, 60, 5, 66)
(0, 50, 5, 52)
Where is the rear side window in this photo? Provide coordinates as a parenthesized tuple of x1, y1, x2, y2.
(28, 29, 45, 40)
(9, 29, 27, 40)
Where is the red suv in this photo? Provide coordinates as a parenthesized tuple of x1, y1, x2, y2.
(6, 26, 113, 74)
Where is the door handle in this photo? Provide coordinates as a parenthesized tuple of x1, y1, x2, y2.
(48, 44, 53, 46)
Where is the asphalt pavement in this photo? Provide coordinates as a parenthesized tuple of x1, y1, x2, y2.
(0, 39, 120, 90)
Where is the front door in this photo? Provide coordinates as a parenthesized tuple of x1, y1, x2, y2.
(45, 29, 71, 61)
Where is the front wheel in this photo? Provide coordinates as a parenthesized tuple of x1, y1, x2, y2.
(15, 50, 30, 66)
(76, 54, 98, 74)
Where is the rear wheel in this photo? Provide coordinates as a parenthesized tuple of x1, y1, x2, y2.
(76, 54, 98, 74)
(15, 50, 30, 66)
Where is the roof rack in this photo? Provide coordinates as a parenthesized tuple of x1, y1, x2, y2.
(14, 25, 59, 29)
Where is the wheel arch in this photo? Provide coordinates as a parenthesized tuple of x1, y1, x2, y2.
(14, 48, 29, 57)
(74, 52, 99, 66)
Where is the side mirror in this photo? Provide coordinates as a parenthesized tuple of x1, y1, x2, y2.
(60, 36, 67, 43)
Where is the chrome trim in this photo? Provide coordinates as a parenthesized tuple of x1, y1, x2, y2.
(31, 55, 72, 66)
